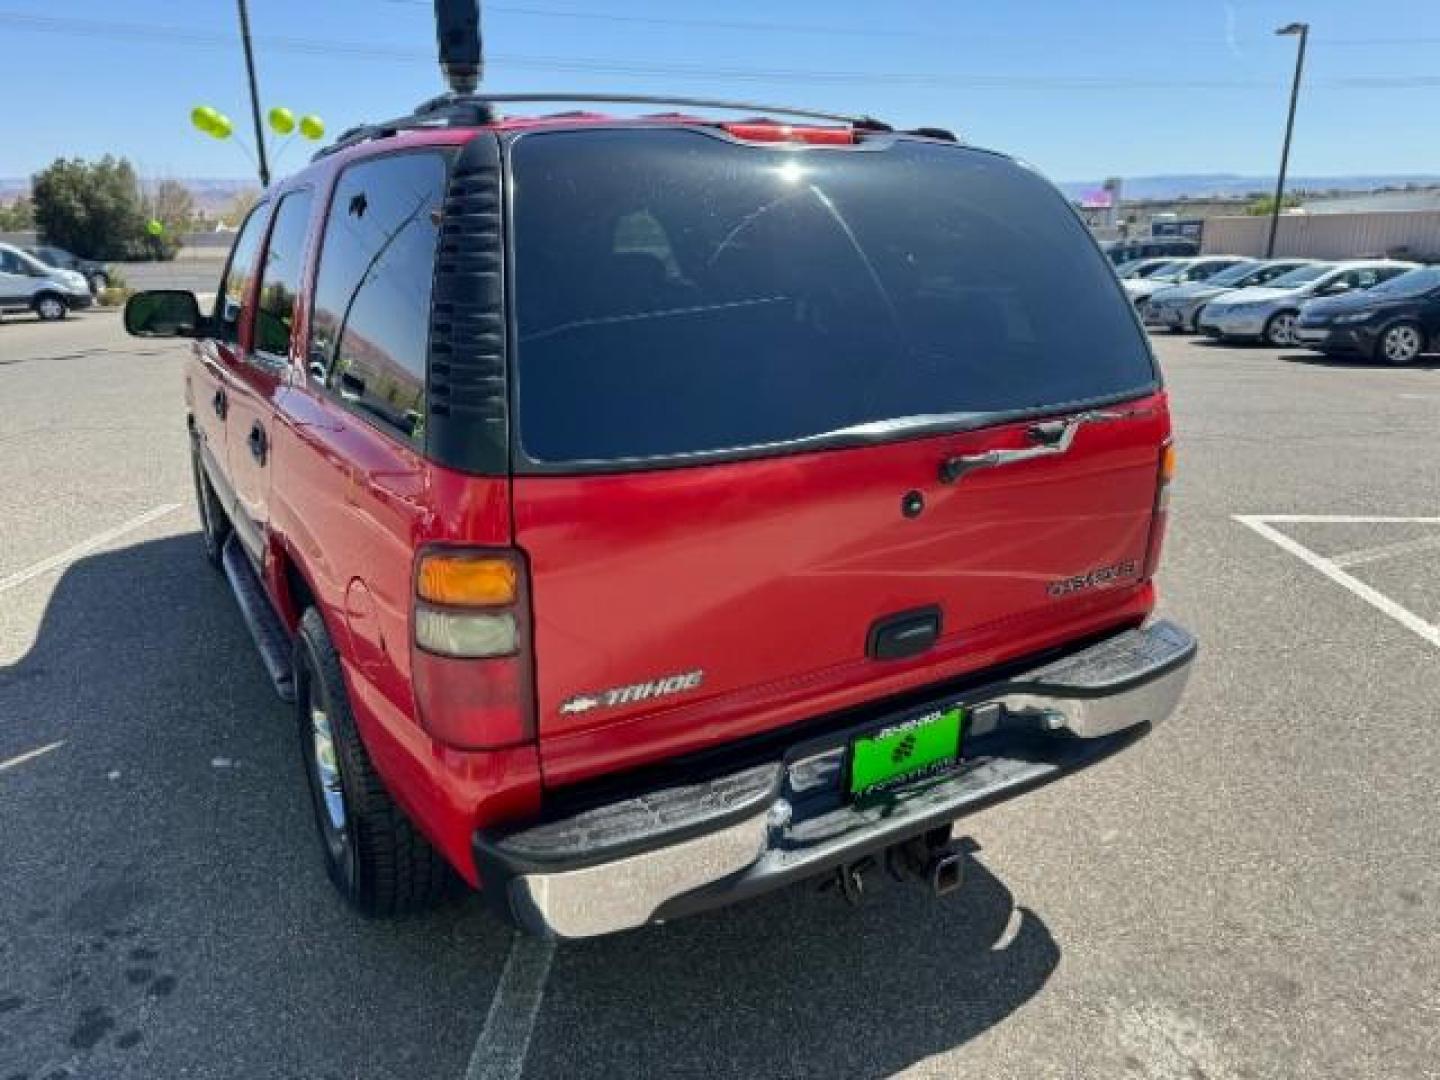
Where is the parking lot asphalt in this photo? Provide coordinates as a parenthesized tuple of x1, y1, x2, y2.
(2, 315, 1438, 1079)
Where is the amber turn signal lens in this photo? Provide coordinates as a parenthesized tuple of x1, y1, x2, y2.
(417, 555, 518, 607)
(1159, 442, 1177, 483)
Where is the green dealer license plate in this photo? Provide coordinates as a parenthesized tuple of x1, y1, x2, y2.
(848, 706, 965, 798)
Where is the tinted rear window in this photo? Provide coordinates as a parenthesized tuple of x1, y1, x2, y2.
(511, 130, 1155, 464)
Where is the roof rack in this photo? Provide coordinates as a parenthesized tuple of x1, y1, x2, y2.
(314, 91, 898, 160)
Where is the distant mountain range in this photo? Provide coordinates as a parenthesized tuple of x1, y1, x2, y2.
(6, 172, 1440, 210)
(0, 177, 258, 215)
(1055, 173, 1440, 202)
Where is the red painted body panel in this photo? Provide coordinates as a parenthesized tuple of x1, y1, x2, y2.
(514, 392, 1169, 786)
(181, 118, 1174, 889)
(270, 379, 520, 881)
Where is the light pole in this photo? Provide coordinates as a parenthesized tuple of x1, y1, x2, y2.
(236, 0, 271, 187)
(1265, 21, 1309, 258)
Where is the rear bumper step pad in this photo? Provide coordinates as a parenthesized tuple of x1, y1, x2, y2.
(475, 619, 1197, 938)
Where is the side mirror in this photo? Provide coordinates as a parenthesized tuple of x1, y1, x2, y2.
(124, 290, 205, 338)
(1323, 282, 1352, 296)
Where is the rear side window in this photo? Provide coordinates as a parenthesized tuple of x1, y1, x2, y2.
(510, 130, 1156, 465)
(253, 189, 313, 359)
(216, 205, 269, 342)
(309, 152, 449, 444)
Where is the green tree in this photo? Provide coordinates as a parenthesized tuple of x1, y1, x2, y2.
(0, 196, 34, 231)
(1245, 193, 1303, 216)
(30, 156, 161, 260)
(138, 179, 193, 260)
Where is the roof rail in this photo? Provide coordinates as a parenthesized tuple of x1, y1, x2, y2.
(314, 91, 896, 161)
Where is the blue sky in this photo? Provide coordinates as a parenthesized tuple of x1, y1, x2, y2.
(2, 0, 1438, 185)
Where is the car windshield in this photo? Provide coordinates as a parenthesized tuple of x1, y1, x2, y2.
(1366, 265, 1440, 297)
(1266, 264, 1331, 288)
(1146, 261, 1188, 282)
(1203, 262, 1261, 287)
(1118, 259, 1167, 279)
(511, 130, 1156, 464)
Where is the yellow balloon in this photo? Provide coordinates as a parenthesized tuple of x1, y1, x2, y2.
(210, 113, 234, 140)
(268, 106, 296, 136)
(191, 105, 220, 134)
(299, 114, 325, 140)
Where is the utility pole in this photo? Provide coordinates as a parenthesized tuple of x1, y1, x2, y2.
(236, 0, 271, 187)
(1266, 22, 1309, 258)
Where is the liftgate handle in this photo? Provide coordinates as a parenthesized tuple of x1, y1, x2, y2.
(937, 409, 1127, 484)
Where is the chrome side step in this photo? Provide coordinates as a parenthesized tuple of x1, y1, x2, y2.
(221, 536, 296, 702)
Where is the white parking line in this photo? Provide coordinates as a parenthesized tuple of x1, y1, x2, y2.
(1331, 534, 1440, 569)
(1244, 514, 1440, 525)
(1235, 515, 1440, 650)
(463, 936, 556, 1080)
(0, 504, 182, 596)
(0, 740, 65, 773)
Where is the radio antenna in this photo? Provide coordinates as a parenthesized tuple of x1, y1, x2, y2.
(434, 0, 482, 94)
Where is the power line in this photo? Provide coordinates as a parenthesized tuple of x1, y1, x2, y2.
(2, 12, 1440, 92)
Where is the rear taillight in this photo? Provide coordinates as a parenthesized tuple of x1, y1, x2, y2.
(411, 549, 534, 749)
(1141, 441, 1176, 580)
(720, 122, 855, 145)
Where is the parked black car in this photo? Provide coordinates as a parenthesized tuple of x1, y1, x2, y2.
(1294, 265, 1440, 365)
(1102, 236, 1200, 265)
(25, 245, 109, 294)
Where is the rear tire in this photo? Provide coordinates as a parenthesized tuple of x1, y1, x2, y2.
(1376, 321, 1424, 366)
(294, 607, 458, 916)
(33, 293, 67, 321)
(1263, 310, 1298, 347)
(190, 436, 230, 569)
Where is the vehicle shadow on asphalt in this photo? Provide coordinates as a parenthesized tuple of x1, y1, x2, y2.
(527, 852, 1059, 1079)
(1, 532, 1059, 1078)
(1280, 351, 1440, 371)
(1189, 337, 1261, 349)
(0, 534, 514, 1078)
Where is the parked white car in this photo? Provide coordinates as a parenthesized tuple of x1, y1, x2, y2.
(1197, 260, 1419, 346)
(0, 242, 94, 320)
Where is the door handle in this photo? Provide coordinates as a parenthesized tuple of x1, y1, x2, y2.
(212, 387, 228, 420)
(248, 422, 268, 465)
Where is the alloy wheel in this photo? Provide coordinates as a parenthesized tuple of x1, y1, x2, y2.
(1267, 312, 1296, 346)
(1382, 324, 1422, 365)
(301, 652, 355, 885)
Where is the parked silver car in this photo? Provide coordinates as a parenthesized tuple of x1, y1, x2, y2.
(1143, 259, 1319, 333)
(1198, 260, 1419, 346)
(1122, 256, 1251, 308)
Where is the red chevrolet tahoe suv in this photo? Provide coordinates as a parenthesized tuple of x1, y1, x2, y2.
(124, 94, 1196, 938)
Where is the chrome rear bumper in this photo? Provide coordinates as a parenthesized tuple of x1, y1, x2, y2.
(476, 619, 1197, 939)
